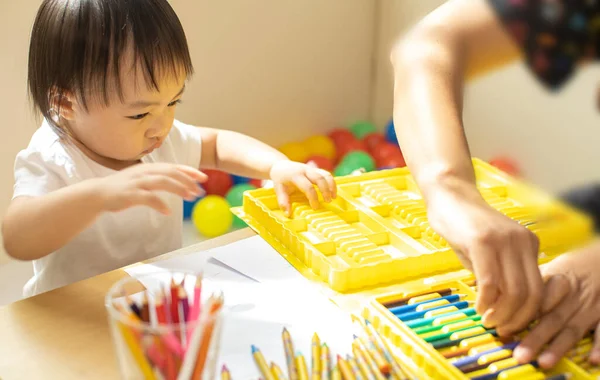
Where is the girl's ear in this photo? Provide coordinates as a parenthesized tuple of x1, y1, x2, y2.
(49, 91, 77, 121)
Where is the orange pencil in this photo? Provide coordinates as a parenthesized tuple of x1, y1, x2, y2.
(191, 295, 224, 379)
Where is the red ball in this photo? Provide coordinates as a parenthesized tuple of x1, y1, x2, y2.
(378, 155, 406, 169)
(328, 128, 356, 146)
(336, 139, 368, 161)
(363, 133, 386, 152)
(203, 170, 233, 196)
(489, 157, 520, 177)
(248, 178, 263, 188)
(372, 142, 402, 165)
(306, 155, 334, 172)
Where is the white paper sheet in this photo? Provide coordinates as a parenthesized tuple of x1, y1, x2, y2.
(124, 243, 357, 379)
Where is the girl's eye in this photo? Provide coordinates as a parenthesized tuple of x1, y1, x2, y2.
(168, 99, 182, 107)
(127, 112, 149, 120)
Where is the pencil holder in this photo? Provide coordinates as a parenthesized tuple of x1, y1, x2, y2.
(105, 271, 224, 380)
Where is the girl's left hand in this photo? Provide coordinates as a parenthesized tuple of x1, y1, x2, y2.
(513, 241, 600, 368)
(269, 160, 337, 216)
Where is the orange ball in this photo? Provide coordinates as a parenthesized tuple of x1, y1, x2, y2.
(304, 135, 336, 160)
(489, 157, 520, 177)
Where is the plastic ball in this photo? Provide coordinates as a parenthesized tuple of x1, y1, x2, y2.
(385, 119, 398, 144)
(372, 142, 403, 166)
(192, 195, 233, 237)
(306, 155, 334, 172)
(231, 174, 251, 185)
(350, 121, 377, 139)
(304, 135, 336, 160)
(203, 170, 233, 197)
(328, 128, 356, 146)
(489, 157, 520, 177)
(248, 178, 263, 188)
(334, 162, 357, 177)
(279, 142, 309, 162)
(340, 151, 376, 172)
(336, 139, 368, 162)
(225, 184, 257, 228)
(363, 133, 386, 152)
(183, 193, 204, 220)
(377, 155, 406, 169)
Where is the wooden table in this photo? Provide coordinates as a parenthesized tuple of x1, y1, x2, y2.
(0, 228, 256, 380)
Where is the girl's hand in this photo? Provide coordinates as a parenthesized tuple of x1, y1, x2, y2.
(269, 160, 337, 216)
(98, 163, 207, 215)
(426, 186, 542, 336)
(513, 243, 600, 368)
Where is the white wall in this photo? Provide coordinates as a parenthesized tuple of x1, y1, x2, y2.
(0, 1, 376, 264)
(373, 0, 600, 194)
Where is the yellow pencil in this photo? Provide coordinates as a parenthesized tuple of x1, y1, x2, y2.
(353, 339, 385, 380)
(252, 345, 276, 380)
(337, 355, 355, 380)
(271, 362, 286, 380)
(283, 328, 299, 380)
(221, 364, 232, 380)
(312, 333, 321, 380)
(321, 343, 331, 380)
(296, 351, 309, 380)
(114, 304, 157, 380)
(331, 365, 341, 380)
(346, 354, 365, 380)
(364, 321, 409, 380)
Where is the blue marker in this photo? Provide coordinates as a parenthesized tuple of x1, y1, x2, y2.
(396, 301, 471, 322)
(389, 294, 463, 315)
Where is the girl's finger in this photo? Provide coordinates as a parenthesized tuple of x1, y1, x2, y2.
(274, 183, 291, 217)
(305, 170, 332, 203)
(318, 169, 337, 199)
(139, 175, 197, 200)
(292, 175, 320, 210)
(174, 165, 208, 183)
(133, 191, 171, 215)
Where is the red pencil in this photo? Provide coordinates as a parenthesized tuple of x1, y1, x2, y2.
(155, 291, 180, 380)
(140, 292, 150, 323)
(186, 276, 202, 347)
(170, 278, 180, 324)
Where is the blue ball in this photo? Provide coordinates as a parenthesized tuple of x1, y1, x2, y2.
(183, 185, 205, 220)
(385, 119, 397, 144)
(231, 175, 251, 185)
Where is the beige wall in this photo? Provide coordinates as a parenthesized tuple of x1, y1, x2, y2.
(373, 0, 600, 194)
(0, 1, 376, 264)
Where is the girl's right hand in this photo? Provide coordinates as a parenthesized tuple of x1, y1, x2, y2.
(97, 163, 207, 215)
(426, 186, 542, 337)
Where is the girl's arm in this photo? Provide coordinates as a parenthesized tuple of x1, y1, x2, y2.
(391, 0, 541, 336)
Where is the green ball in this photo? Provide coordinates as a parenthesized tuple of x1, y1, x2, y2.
(340, 151, 376, 172)
(349, 121, 377, 139)
(334, 162, 356, 177)
(225, 183, 256, 227)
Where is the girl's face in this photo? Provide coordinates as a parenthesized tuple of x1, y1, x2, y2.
(64, 58, 186, 165)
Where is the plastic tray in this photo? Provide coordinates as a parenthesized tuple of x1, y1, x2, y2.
(362, 273, 599, 380)
(233, 158, 593, 293)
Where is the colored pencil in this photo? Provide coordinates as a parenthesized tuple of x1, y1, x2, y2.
(126, 295, 142, 318)
(395, 301, 471, 321)
(353, 338, 385, 380)
(114, 304, 157, 380)
(271, 362, 286, 380)
(381, 288, 455, 308)
(283, 328, 299, 380)
(312, 333, 321, 380)
(221, 364, 231, 380)
(251, 345, 276, 380)
(296, 351, 309, 380)
(186, 276, 203, 346)
(405, 308, 477, 329)
(451, 342, 519, 369)
(179, 287, 190, 323)
(350, 350, 371, 380)
(170, 279, 180, 324)
(363, 320, 409, 380)
(346, 355, 365, 380)
(331, 365, 341, 380)
(388, 294, 464, 315)
(141, 292, 150, 323)
(321, 343, 331, 380)
(190, 294, 224, 380)
(431, 329, 498, 350)
(414, 315, 482, 335)
(336, 355, 354, 380)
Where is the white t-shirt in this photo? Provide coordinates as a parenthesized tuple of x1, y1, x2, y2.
(12, 119, 202, 297)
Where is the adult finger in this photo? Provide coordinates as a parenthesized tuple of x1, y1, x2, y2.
(139, 175, 196, 200)
(470, 243, 501, 319)
(590, 324, 600, 364)
(274, 183, 291, 217)
(514, 295, 579, 365)
(292, 175, 320, 210)
(539, 274, 571, 315)
(305, 169, 332, 203)
(537, 316, 588, 369)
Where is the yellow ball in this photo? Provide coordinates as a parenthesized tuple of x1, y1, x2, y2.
(192, 195, 233, 238)
(279, 142, 309, 162)
(304, 135, 336, 160)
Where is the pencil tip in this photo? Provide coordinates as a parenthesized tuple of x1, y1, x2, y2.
(322, 343, 328, 348)
(365, 319, 371, 326)
(352, 334, 358, 339)
(251, 345, 258, 353)
(221, 364, 228, 372)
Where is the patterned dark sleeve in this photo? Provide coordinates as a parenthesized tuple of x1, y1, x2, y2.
(487, 0, 600, 90)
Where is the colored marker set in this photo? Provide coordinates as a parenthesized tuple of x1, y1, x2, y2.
(221, 323, 411, 380)
(106, 273, 224, 380)
(363, 277, 598, 380)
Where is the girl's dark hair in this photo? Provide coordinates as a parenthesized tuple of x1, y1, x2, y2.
(28, 0, 194, 132)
